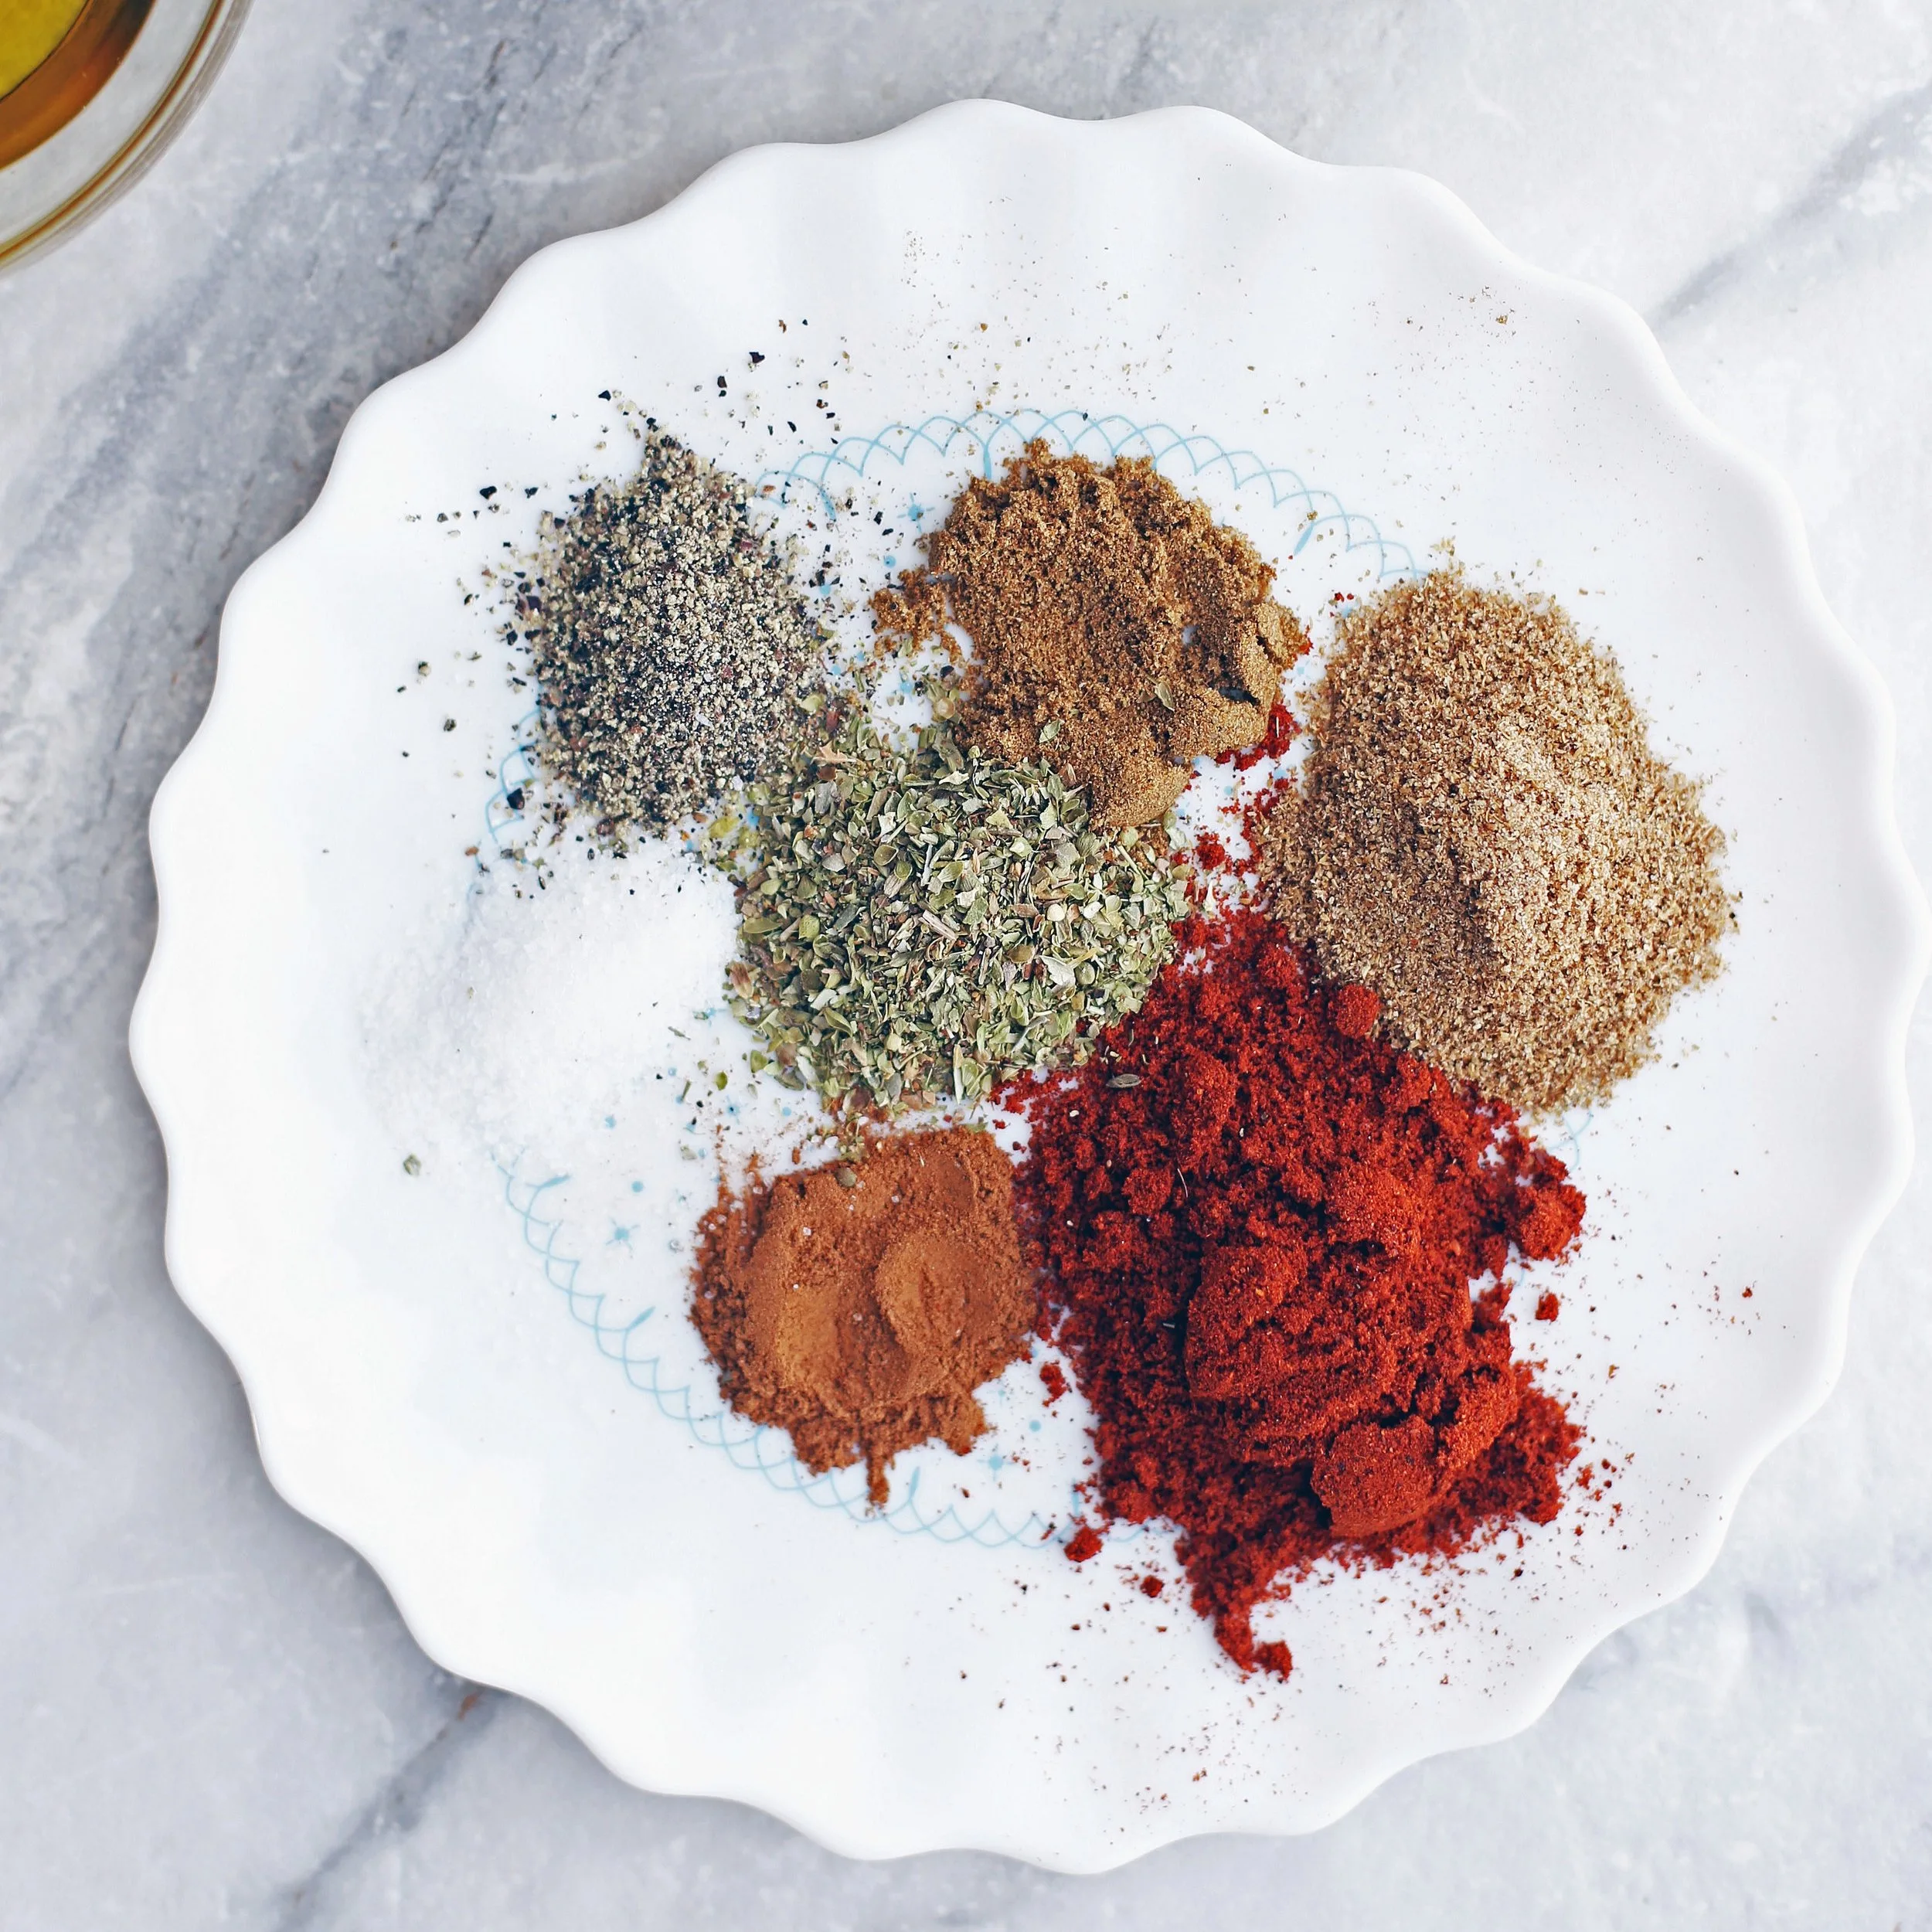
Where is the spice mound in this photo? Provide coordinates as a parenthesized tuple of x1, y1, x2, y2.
(1264, 570, 1728, 1114)
(1002, 910, 1584, 1679)
(709, 706, 1190, 1111)
(518, 427, 821, 837)
(692, 1128, 1036, 1504)
(874, 444, 1309, 826)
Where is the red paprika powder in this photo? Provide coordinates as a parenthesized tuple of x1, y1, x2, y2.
(1001, 910, 1584, 1678)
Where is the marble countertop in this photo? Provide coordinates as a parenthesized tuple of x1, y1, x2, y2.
(5, 2, 1931, 1923)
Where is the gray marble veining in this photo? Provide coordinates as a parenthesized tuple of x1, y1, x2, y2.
(5, 2, 1932, 1925)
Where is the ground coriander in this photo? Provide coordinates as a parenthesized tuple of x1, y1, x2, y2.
(1263, 570, 1728, 1114)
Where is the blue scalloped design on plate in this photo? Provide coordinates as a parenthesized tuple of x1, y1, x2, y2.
(753, 405, 1420, 584)
(490, 407, 1414, 1543)
(499, 1156, 1072, 1546)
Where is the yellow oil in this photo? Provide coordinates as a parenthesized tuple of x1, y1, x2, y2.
(0, 0, 88, 100)
(0, 0, 151, 168)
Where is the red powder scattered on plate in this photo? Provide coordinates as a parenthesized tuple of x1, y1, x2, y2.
(1221, 698, 1301, 770)
(1194, 831, 1232, 871)
(1002, 910, 1584, 1677)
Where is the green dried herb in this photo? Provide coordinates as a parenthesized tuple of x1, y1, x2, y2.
(706, 704, 1190, 1111)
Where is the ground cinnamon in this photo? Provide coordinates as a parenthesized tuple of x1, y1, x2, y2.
(692, 1128, 1036, 1502)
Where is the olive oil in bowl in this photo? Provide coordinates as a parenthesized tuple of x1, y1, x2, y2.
(0, 0, 155, 168)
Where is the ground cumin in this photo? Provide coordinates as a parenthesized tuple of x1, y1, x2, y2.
(691, 1128, 1035, 1503)
(1264, 571, 1728, 1114)
(873, 444, 1308, 825)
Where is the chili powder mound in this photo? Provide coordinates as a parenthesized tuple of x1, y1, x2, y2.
(999, 911, 1585, 1678)
(692, 1128, 1036, 1505)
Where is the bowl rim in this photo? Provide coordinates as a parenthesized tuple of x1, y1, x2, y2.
(0, 0, 250, 274)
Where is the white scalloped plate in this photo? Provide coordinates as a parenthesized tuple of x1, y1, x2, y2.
(131, 103, 1926, 1868)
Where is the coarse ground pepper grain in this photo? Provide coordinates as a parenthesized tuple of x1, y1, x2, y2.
(514, 427, 823, 839)
(692, 1128, 1036, 1505)
(1264, 570, 1728, 1114)
(998, 910, 1584, 1678)
(873, 444, 1309, 826)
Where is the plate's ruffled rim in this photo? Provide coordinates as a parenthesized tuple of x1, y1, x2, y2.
(131, 101, 1930, 1869)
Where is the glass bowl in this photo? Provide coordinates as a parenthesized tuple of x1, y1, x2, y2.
(0, 0, 250, 273)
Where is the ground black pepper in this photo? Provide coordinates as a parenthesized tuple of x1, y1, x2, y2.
(515, 427, 824, 839)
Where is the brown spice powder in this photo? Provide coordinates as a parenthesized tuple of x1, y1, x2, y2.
(873, 444, 1308, 825)
(1263, 570, 1728, 1114)
(692, 1128, 1036, 1504)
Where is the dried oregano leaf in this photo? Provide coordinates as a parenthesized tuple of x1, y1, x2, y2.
(704, 702, 1191, 1112)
